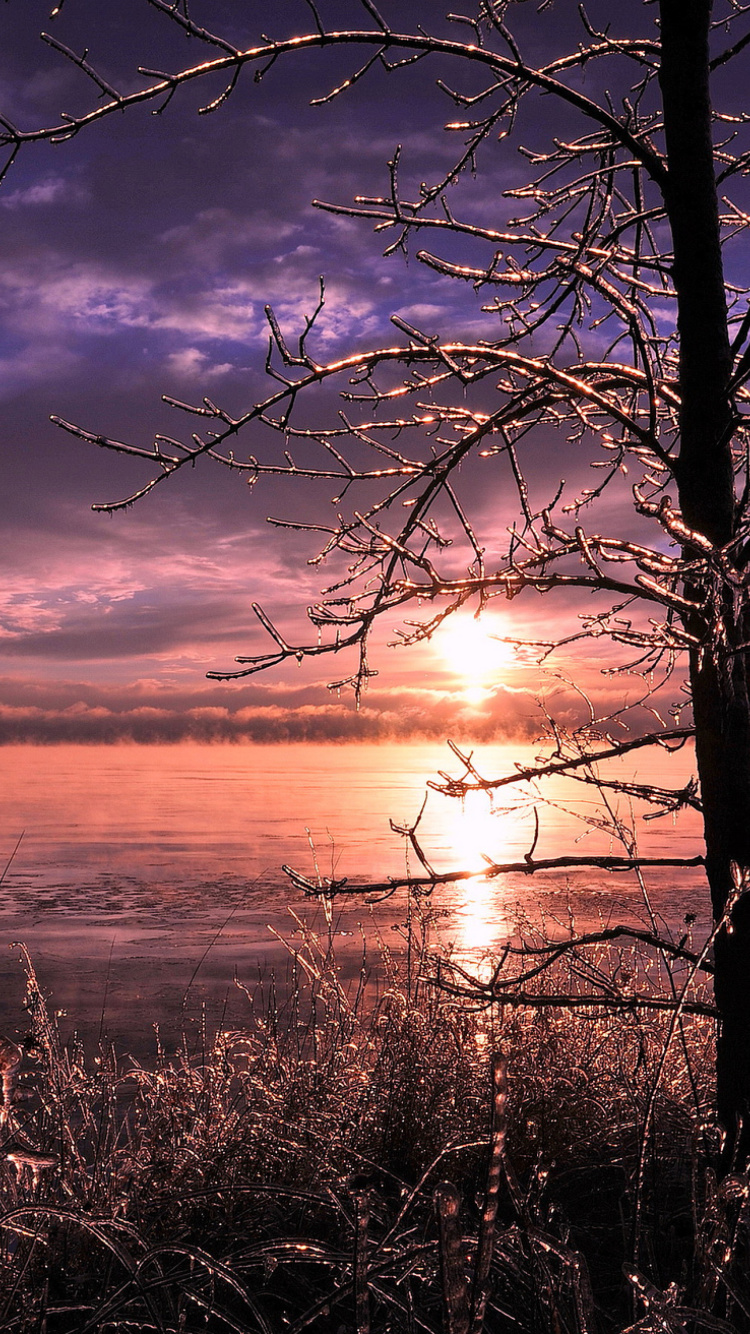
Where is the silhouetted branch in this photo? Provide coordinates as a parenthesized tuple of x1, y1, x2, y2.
(431, 728, 695, 797)
(430, 979, 718, 1020)
(283, 853, 705, 901)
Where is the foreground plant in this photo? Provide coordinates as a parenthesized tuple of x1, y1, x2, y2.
(0, 920, 744, 1332)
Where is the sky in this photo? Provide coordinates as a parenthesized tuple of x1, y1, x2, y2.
(0, 0, 682, 744)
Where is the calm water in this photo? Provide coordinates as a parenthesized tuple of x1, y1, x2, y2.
(0, 742, 708, 1054)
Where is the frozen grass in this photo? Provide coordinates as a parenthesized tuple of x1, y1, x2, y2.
(0, 912, 744, 1333)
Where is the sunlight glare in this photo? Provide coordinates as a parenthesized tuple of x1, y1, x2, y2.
(438, 616, 513, 699)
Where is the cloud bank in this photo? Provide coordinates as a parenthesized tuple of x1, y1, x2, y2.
(0, 676, 544, 745)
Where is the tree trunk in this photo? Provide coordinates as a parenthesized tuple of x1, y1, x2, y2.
(660, 0, 750, 1160)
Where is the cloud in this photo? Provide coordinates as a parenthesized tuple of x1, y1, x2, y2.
(2, 259, 154, 335)
(0, 673, 542, 744)
(0, 664, 680, 746)
(0, 244, 389, 386)
(0, 502, 372, 678)
(159, 207, 300, 265)
(394, 303, 449, 328)
(164, 347, 234, 379)
(0, 336, 81, 398)
(0, 176, 78, 209)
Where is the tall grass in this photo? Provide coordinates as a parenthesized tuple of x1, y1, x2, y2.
(0, 911, 744, 1333)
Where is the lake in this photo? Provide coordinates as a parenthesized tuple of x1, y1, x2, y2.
(0, 741, 708, 1056)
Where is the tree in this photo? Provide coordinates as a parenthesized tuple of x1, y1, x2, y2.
(6, 0, 750, 1155)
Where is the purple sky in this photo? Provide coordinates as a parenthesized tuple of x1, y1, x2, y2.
(0, 1, 673, 743)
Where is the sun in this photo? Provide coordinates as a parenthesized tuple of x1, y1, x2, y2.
(437, 616, 513, 695)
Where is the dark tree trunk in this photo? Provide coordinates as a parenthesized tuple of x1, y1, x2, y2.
(660, 0, 750, 1160)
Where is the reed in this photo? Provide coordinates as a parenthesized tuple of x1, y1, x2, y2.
(0, 914, 742, 1333)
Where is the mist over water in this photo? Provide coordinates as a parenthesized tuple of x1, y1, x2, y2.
(0, 742, 708, 1056)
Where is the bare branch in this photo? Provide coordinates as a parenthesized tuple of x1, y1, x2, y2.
(283, 853, 705, 900)
(431, 728, 695, 797)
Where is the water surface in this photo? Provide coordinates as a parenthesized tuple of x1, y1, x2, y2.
(0, 741, 707, 1054)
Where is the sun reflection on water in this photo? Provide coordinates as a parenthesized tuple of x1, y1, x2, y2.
(443, 791, 521, 957)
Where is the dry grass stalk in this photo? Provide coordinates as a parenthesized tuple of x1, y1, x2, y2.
(469, 1052, 507, 1334)
(0, 910, 739, 1332)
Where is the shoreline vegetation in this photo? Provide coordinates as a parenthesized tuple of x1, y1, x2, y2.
(0, 910, 741, 1334)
